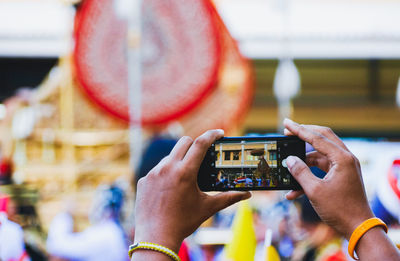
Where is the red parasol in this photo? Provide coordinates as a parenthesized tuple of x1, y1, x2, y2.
(74, 0, 221, 125)
(177, 6, 254, 137)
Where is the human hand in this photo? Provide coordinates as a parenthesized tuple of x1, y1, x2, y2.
(283, 119, 374, 240)
(134, 130, 251, 253)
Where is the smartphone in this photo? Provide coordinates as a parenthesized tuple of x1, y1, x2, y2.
(198, 136, 305, 191)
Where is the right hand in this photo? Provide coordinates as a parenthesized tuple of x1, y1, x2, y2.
(283, 119, 374, 240)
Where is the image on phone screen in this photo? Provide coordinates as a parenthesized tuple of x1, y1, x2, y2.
(198, 136, 304, 191)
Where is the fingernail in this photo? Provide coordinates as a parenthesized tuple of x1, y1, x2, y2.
(216, 129, 224, 135)
(243, 192, 252, 200)
(286, 156, 296, 168)
(283, 118, 291, 124)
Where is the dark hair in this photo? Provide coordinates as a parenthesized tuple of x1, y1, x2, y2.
(135, 136, 177, 186)
(298, 196, 321, 224)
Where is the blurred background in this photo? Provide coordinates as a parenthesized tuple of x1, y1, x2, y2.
(0, 0, 399, 260)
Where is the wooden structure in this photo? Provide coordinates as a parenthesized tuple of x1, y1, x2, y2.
(3, 57, 133, 230)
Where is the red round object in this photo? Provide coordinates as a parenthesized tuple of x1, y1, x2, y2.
(74, 0, 221, 124)
(178, 7, 254, 137)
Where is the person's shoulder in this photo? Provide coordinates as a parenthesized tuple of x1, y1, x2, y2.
(0, 218, 24, 243)
(2, 218, 23, 232)
(90, 220, 124, 237)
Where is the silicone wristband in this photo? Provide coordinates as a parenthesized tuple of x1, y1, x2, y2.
(128, 242, 181, 261)
(348, 217, 388, 260)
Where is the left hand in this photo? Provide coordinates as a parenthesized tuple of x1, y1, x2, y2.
(134, 130, 251, 253)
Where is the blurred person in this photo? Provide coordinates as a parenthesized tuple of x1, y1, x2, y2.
(215, 171, 228, 190)
(254, 199, 298, 260)
(0, 193, 30, 261)
(291, 196, 346, 261)
(46, 184, 128, 261)
(135, 134, 178, 187)
(131, 121, 400, 261)
(134, 122, 183, 187)
(276, 216, 295, 260)
(0, 88, 34, 172)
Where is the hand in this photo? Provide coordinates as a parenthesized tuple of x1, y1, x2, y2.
(283, 119, 374, 240)
(134, 130, 251, 253)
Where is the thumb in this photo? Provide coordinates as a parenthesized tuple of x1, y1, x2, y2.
(286, 156, 320, 196)
(208, 191, 251, 214)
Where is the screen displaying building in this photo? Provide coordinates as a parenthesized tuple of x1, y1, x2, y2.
(214, 141, 283, 188)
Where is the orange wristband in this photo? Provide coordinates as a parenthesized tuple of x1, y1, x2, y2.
(348, 217, 388, 260)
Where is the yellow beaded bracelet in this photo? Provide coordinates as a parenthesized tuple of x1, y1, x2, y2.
(128, 242, 181, 261)
(348, 217, 388, 260)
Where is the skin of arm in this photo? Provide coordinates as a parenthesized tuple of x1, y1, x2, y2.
(283, 119, 400, 261)
(132, 129, 251, 260)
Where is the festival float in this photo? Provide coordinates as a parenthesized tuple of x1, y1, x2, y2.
(1, 0, 254, 229)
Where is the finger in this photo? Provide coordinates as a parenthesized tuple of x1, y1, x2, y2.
(159, 155, 169, 165)
(306, 151, 330, 172)
(208, 191, 252, 214)
(285, 189, 304, 200)
(284, 128, 294, 136)
(169, 136, 193, 160)
(183, 129, 224, 172)
(283, 118, 343, 161)
(146, 156, 169, 176)
(286, 156, 320, 197)
(303, 125, 348, 151)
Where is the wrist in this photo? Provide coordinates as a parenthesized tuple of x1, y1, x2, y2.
(355, 226, 385, 253)
(129, 242, 181, 261)
(348, 217, 388, 260)
(344, 210, 375, 240)
(354, 226, 399, 260)
(130, 249, 175, 261)
(134, 232, 182, 254)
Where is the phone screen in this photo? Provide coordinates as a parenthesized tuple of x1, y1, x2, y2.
(198, 136, 305, 191)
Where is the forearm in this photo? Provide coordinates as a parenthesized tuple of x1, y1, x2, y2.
(355, 227, 400, 260)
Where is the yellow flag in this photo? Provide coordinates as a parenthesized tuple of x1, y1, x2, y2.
(263, 229, 280, 261)
(265, 246, 280, 261)
(224, 200, 257, 261)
